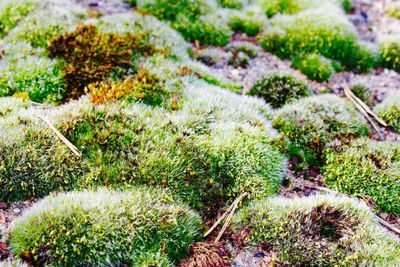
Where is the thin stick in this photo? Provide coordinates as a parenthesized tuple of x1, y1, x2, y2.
(214, 192, 248, 243)
(344, 88, 382, 135)
(345, 88, 387, 126)
(204, 202, 235, 237)
(36, 115, 81, 157)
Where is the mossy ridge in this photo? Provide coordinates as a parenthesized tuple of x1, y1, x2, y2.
(260, 5, 378, 72)
(9, 188, 201, 266)
(0, 78, 286, 215)
(324, 138, 400, 214)
(232, 194, 400, 266)
(272, 94, 370, 168)
(0, 0, 38, 38)
(374, 90, 400, 131)
(259, 0, 353, 18)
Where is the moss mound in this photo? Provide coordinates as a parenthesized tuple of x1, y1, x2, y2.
(273, 94, 369, 167)
(248, 73, 310, 108)
(260, 6, 377, 72)
(9, 188, 201, 266)
(291, 54, 333, 82)
(380, 38, 400, 73)
(324, 138, 400, 214)
(0, 0, 38, 38)
(374, 91, 400, 131)
(232, 194, 400, 266)
(0, 79, 287, 215)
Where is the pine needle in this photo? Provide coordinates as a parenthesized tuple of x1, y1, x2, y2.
(36, 115, 81, 157)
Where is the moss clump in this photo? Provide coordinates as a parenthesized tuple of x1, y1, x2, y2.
(374, 90, 400, 131)
(138, 0, 206, 22)
(380, 38, 400, 73)
(0, 129, 87, 202)
(3, 0, 86, 49)
(226, 42, 258, 58)
(350, 83, 371, 103)
(0, 0, 37, 38)
(227, 51, 250, 68)
(386, 2, 400, 19)
(260, 7, 377, 72)
(218, 0, 246, 9)
(0, 55, 65, 103)
(176, 19, 231, 47)
(273, 94, 370, 167)
(229, 16, 262, 37)
(232, 194, 400, 266)
(291, 54, 333, 82)
(86, 67, 168, 106)
(260, 0, 354, 17)
(47, 24, 156, 99)
(248, 73, 310, 108)
(324, 138, 400, 214)
(9, 188, 201, 266)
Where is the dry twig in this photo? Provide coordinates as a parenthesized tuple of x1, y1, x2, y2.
(36, 115, 81, 157)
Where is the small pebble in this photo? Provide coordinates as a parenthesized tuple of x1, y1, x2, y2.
(13, 208, 21, 214)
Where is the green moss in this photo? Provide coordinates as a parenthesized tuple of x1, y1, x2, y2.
(272, 94, 370, 167)
(248, 73, 310, 108)
(0, 55, 65, 103)
(232, 194, 400, 266)
(218, 0, 246, 9)
(374, 90, 400, 131)
(0, 0, 38, 38)
(350, 84, 371, 103)
(386, 2, 400, 19)
(9, 188, 201, 266)
(260, 0, 353, 17)
(0, 128, 87, 202)
(226, 42, 258, 58)
(229, 16, 262, 37)
(0, 79, 286, 215)
(4, 1, 86, 48)
(176, 19, 231, 46)
(137, 0, 206, 22)
(291, 54, 333, 82)
(260, 7, 377, 72)
(380, 38, 400, 73)
(324, 138, 400, 214)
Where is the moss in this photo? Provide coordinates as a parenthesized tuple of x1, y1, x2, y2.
(229, 16, 262, 37)
(260, 6, 377, 72)
(374, 90, 400, 131)
(195, 50, 221, 66)
(260, 0, 354, 17)
(324, 138, 400, 214)
(386, 2, 400, 19)
(9, 188, 201, 266)
(86, 67, 168, 106)
(227, 51, 250, 68)
(137, 0, 206, 22)
(226, 42, 258, 58)
(272, 94, 370, 167)
(350, 84, 371, 104)
(232, 194, 400, 266)
(248, 73, 310, 108)
(291, 53, 333, 82)
(47, 24, 156, 99)
(3, 0, 86, 48)
(0, 78, 286, 215)
(0, 0, 38, 38)
(0, 55, 65, 103)
(380, 38, 400, 73)
(176, 19, 231, 47)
